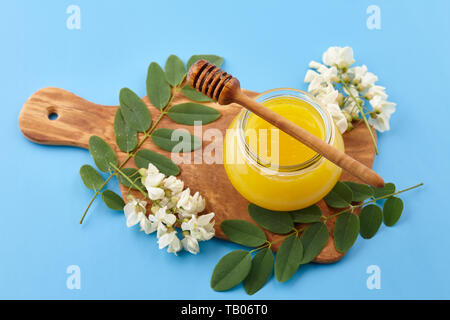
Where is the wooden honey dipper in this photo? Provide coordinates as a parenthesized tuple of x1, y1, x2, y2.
(187, 60, 385, 188)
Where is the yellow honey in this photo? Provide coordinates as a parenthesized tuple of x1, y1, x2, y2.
(223, 89, 344, 211)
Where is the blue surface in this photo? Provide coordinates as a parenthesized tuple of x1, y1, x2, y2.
(1, 0, 449, 299)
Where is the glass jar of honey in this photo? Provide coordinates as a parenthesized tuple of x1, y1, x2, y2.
(223, 88, 344, 211)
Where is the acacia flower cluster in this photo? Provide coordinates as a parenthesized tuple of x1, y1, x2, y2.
(304, 46, 396, 133)
(123, 163, 215, 255)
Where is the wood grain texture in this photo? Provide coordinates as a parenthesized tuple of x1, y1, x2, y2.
(19, 87, 377, 263)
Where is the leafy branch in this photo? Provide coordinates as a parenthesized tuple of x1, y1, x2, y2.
(211, 181, 423, 295)
(79, 54, 224, 224)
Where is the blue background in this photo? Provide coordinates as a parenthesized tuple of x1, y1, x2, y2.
(1, 0, 449, 299)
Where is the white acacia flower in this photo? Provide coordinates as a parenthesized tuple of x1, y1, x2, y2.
(308, 60, 323, 69)
(325, 103, 348, 134)
(313, 86, 348, 134)
(158, 228, 182, 255)
(307, 75, 327, 95)
(316, 86, 339, 105)
(147, 163, 160, 174)
(176, 189, 206, 219)
(304, 69, 320, 83)
(317, 65, 338, 82)
(365, 85, 388, 100)
(122, 160, 216, 256)
(343, 99, 360, 118)
(349, 65, 368, 84)
(148, 206, 176, 229)
(360, 72, 378, 89)
(163, 176, 184, 195)
(139, 215, 156, 235)
(322, 46, 355, 69)
(181, 234, 200, 255)
(142, 165, 165, 201)
(181, 212, 215, 241)
(124, 197, 147, 228)
(368, 96, 396, 132)
(147, 187, 165, 201)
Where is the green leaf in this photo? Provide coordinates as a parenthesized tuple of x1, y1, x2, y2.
(88, 136, 118, 172)
(343, 181, 374, 202)
(374, 182, 396, 198)
(134, 149, 180, 176)
(324, 181, 353, 208)
(168, 103, 220, 125)
(119, 88, 152, 132)
(151, 128, 201, 152)
(164, 55, 186, 87)
(117, 168, 144, 190)
(181, 86, 213, 102)
(186, 54, 224, 70)
(221, 220, 267, 247)
(79, 165, 104, 190)
(211, 250, 252, 292)
(244, 248, 273, 295)
(248, 204, 294, 234)
(334, 212, 360, 253)
(146, 62, 171, 110)
(383, 197, 404, 227)
(114, 109, 138, 152)
(274, 236, 303, 282)
(299, 222, 329, 264)
(359, 204, 383, 239)
(101, 190, 125, 210)
(290, 205, 322, 223)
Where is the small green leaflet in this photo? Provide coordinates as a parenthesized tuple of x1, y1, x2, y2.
(88, 136, 118, 173)
(383, 197, 404, 227)
(221, 220, 267, 247)
(374, 182, 396, 198)
(211, 250, 252, 292)
(101, 190, 125, 210)
(114, 109, 138, 152)
(79, 165, 104, 190)
(119, 88, 152, 132)
(274, 236, 303, 282)
(344, 182, 374, 202)
(248, 204, 294, 234)
(324, 181, 353, 208)
(244, 248, 273, 295)
(186, 54, 224, 70)
(299, 222, 329, 264)
(146, 62, 171, 110)
(181, 86, 213, 102)
(290, 205, 322, 223)
(168, 103, 220, 125)
(164, 55, 186, 87)
(151, 128, 201, 153)
(359, 204, 383, 239)
(134, 149, 180, 176)
(334, 212, 360, 253)
(116, 168, 144, 190)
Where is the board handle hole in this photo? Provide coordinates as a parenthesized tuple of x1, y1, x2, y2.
(47, 107, 59, 121)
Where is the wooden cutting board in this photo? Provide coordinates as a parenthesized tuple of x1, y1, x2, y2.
(19, 87, 376, 263)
